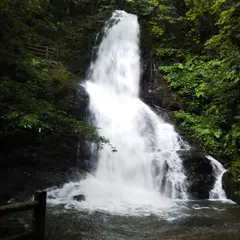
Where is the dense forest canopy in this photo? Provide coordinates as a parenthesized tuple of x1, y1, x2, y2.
(0, 0, 239, 194)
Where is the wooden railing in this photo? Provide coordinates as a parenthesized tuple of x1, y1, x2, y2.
(27, 43, 58, 60)
(0, 191, 47, 240)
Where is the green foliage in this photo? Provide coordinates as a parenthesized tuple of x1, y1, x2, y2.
(160, 52, 240, 157)
(0, 57, 105, 143)
(126, 0, 156, 15)
(229, 159, 240, 196)
(152, 0, 240, 187)
(0, 0, 111, 150)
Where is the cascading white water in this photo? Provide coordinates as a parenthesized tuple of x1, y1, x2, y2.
(48, 11, 188, 214)
(84, 10, 188, 200)
(207, 156, 227, 200)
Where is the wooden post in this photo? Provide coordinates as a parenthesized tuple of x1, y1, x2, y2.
(33, 191, 46, 240)
(46, 46, 49, 59)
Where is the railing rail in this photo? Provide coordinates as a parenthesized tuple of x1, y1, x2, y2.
(0, 191, 47, 240)
(27, 43, 58, 60)
(0, 202, 38, 216)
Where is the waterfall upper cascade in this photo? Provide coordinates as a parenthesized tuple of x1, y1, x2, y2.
(48, 10, 227, 214)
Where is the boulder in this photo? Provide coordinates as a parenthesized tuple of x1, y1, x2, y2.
(73, 194, 86, 202)
(222, 171, 240, 205)
(178, 150, 215, 199)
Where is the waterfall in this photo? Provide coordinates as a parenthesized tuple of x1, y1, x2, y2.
(48, 10, 228, 214)
(207, 156, 227, 200)
(84, 10, 188, 199)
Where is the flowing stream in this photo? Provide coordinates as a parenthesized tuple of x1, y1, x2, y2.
(46, 12, 240, 239)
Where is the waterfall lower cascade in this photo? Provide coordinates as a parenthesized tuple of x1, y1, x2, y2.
(48, 11, 227, 215)
(207, 156, 227, 200)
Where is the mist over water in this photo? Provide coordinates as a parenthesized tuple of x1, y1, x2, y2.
(48, 10, 228, 216)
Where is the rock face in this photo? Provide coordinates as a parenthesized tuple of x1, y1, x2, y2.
(222, 171, 240, 205)
(73, 194, 86, 202)
(178, 150, 215, 199)
(72, 84, 89, 120)
(142, 69, 180, 111)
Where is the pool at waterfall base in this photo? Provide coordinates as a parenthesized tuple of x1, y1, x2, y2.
(46, 199, 240, 240)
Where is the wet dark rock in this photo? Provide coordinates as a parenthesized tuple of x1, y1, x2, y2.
(150, 104, 172, 122)
(73, 194, 86, 202)
(169, 103, 181, 111)
(144, 89, 171, 111)
(222, 171, 240, 205)
(72, 84, 92, 171)
(178, 150, 215, 199)
(142, 75, 179, 112)
(72, 84, 89, 121)
(152, 159, 168, 179)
